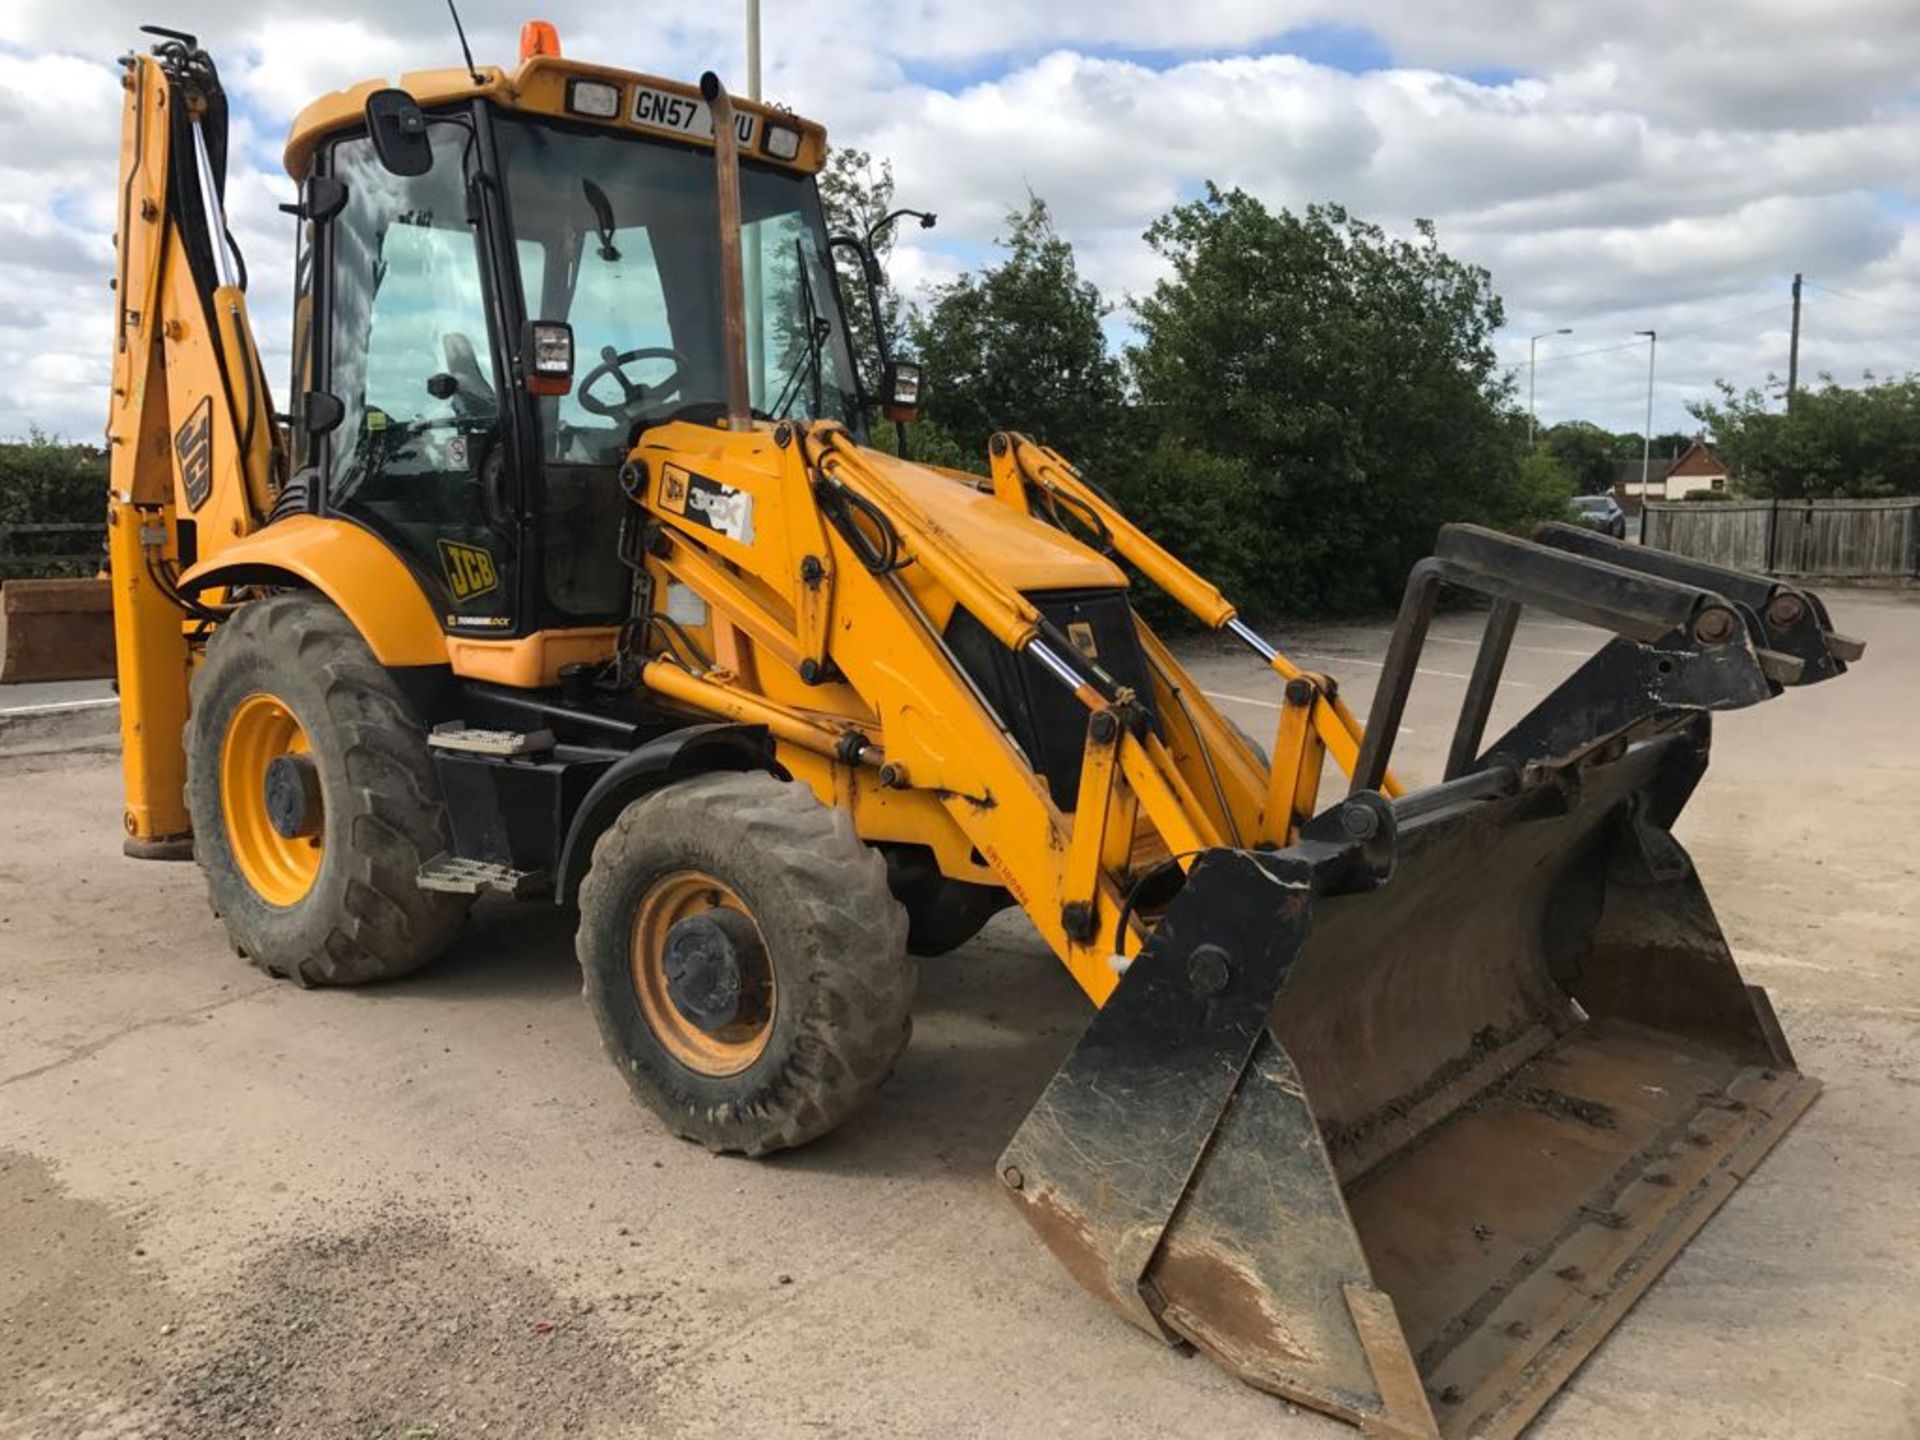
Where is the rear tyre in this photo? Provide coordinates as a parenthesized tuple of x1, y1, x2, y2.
(185, 593, 470, 985)
(1226, 715, 1271, 770)
(577, 771, 914, 1155)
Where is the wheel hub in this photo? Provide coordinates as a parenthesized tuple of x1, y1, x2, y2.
(263, 753, 323, 839)
(663, 908, 765, 1034)
(220, 691, 323, 907)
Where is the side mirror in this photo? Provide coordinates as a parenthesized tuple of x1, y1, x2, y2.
(277, 174, 348, 224)
(880, 359, 921, 424)
(365, 88, 432, 177)
(301, 390, 345, 435)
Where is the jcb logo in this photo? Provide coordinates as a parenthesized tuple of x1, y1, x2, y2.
(438, 539, 499, 602)
(659, 465, 690, 514)
(175, 396, 213, 511)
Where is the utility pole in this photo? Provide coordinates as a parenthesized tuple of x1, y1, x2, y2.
(1635, 330, 1658, 499)
(1787, 271, 1802, 412)
(745, 0, 761, 99)
(1528, 328, 1571, 446)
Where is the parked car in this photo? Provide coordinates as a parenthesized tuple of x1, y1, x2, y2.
(1570, 493, 1627, 539)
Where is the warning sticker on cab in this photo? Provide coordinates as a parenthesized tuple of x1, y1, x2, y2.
(438, 539, 500, 602)
(658, 464, 754, 545)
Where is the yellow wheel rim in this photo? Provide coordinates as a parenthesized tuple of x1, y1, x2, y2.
(631, 870, 776, 1077)
(220, 692, 322, 907)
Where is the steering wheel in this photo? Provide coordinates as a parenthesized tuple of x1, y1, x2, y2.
(576, 345, 691, 421)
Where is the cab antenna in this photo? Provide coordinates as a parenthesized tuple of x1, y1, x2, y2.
(446, 0, 484, 85)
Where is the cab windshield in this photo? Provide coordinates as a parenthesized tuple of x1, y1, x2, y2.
(496, 115, 861, 466)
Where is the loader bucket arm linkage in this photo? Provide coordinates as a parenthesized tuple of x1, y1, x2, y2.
(998, 518, 1862, 1439)
(634, 409, 1858, 1434)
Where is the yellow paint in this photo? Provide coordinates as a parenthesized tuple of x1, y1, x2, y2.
(284, 57, 828, 180)
(179, 515, 448, 668)
(220, 692, 321, 906)
(447, 628, 620, 687)
(106, 37, 1424, 1022)
(106, 57, 282, 844)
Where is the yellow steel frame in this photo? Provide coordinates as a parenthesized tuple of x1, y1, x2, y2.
(627, 420, 1411, 1004)
(100, 44, 1409, 1012)
(105, 55, 281, 847)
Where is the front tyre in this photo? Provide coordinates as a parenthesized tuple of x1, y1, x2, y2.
(185, 593, 470, 985)
(577, 771, 914, 1155)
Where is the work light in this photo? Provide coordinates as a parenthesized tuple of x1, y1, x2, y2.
(882, 359, 921, 421)
(523, 321, 575, 396)
(763, 123, 801, 161)
(567, 80, 621, 120)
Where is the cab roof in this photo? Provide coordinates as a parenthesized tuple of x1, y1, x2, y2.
(283, 55, 827, 179)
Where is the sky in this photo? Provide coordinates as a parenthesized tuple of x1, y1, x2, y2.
(2, 0, 1916, 448)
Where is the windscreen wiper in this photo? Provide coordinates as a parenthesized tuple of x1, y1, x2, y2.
(770, 236, 830, 418)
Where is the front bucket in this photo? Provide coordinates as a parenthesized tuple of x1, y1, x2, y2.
(1000, 721, 1816, 1439)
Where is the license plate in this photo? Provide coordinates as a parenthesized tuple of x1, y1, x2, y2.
(629, 84, 758, 147)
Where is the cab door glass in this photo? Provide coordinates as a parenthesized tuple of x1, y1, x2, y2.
(744, 211, 846, 420)
(327, 126, 514, 630)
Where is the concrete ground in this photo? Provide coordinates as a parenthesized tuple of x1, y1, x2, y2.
(1, 590, 1916, 1439)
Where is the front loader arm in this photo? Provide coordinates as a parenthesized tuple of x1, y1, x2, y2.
(633, 420, 1291, 999)
(986, 432, 1401, 841)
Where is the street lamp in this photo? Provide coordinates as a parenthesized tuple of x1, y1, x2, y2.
(1528, 328, 1571, 446)
(1635, 330, 1658, 496)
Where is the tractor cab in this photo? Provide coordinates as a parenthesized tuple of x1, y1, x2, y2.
(282, 33, 861, 641)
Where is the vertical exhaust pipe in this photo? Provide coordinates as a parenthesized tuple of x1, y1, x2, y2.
(700, 71, 752, 431)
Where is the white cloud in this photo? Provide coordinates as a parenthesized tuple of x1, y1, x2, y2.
(0, 1, 1914, 443)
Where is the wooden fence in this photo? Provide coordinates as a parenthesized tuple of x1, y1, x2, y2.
(0, 522, 107, 579)
(1642, 498, 1920, 579)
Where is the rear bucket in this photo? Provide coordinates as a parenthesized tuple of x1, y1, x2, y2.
(1000, 721, 1815, 1439)
(0, 577, 115, 683)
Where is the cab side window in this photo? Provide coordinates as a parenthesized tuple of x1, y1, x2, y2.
(326, 126, 514, 625)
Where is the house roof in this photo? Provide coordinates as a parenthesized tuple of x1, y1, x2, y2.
(1612, 455, 1677, 487)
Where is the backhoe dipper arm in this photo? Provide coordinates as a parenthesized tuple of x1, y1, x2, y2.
(105, 35, 284, 852)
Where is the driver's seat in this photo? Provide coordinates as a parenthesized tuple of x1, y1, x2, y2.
(441, 332, 498, 417)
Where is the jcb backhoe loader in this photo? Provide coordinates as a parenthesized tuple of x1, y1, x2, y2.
(0, 21, 1867, 1437)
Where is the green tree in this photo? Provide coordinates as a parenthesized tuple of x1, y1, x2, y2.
(1126, 188, 1557, 613)
(1689, 373, 1920, 498)
(815, 146, 907, 400)
(0, 431, 108, 578)
(1542, 420, 1618, 495)
(908, 197, 1126, 473)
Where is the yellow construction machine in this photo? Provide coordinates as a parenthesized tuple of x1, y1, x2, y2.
(0, 20, 1869, 1436)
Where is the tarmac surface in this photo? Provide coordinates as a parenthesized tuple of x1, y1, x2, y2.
(2, 590, 1916, 1439)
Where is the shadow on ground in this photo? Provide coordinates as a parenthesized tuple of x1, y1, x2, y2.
(358, 896, 1088, 1184)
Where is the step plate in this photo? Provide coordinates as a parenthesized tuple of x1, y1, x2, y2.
(427, 725, 556, 757)
(416, 854, 546, 898)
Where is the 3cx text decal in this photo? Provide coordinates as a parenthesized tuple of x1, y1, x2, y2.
(438, 538, 500, 602)
(658, 463, 755, 545)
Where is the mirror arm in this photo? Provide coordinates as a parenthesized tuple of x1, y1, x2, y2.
(828, 232, 905, 455)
